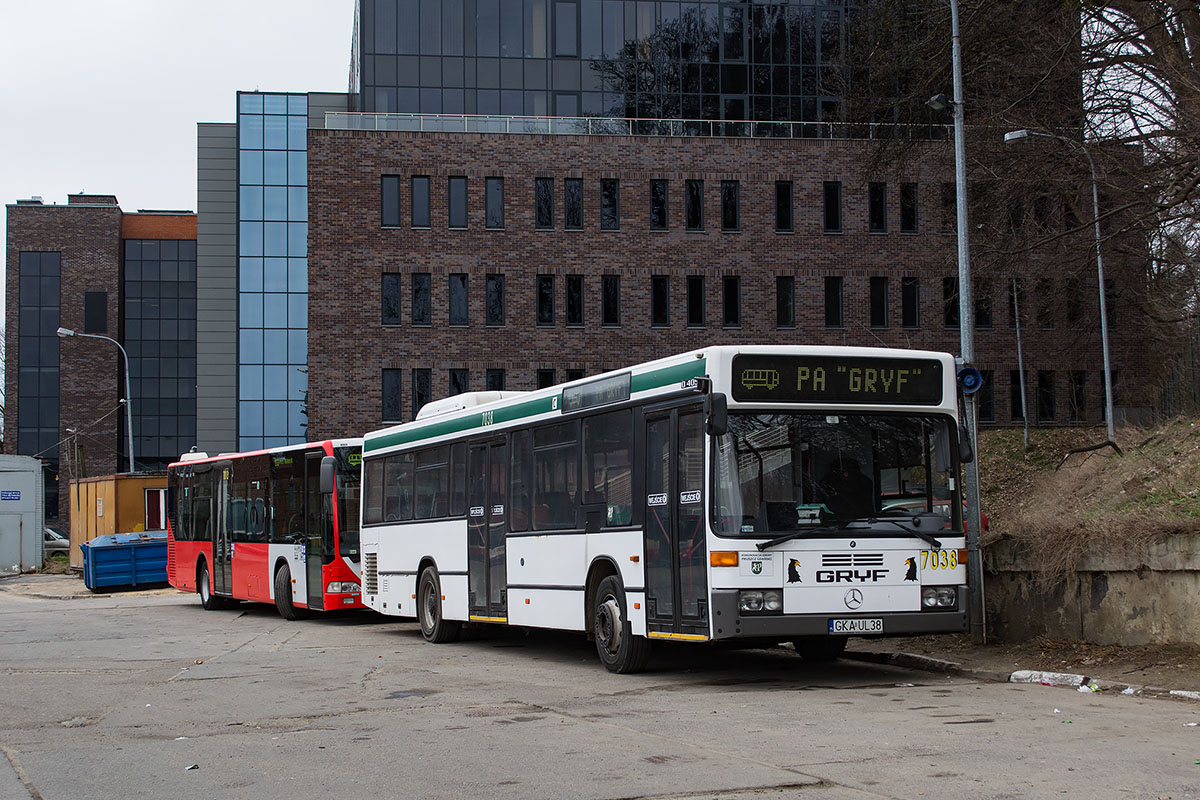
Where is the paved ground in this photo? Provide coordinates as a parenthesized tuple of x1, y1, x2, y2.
(2, 573, 1199, 799)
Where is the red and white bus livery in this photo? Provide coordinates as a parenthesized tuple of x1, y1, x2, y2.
(167, 439, 364, 618)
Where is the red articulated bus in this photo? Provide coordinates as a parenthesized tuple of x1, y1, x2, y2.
(166, 440, 364, 618)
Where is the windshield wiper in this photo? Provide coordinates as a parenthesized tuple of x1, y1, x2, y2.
(867, 518, 942, 549)
(756, 525, 849, 551)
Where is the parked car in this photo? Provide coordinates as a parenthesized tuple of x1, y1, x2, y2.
(43, 527, 69, 556)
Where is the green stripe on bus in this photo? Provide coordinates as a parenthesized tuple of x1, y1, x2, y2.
(364, 356, 707, 454)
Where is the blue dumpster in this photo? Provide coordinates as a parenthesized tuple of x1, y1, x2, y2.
(78, 531, 169, 592)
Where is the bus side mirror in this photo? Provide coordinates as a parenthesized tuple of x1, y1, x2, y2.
(320, 456, 336, 494)
(959, 422, 974, 464)
(707, 393, 728, 437)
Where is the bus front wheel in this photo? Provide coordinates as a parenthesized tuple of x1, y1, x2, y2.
(197, 561, 224, 611)
(274, 564, 309, 620)
(418, 567, 461, 643)
(593, 575, 650, 674)
(793, 636, 848, 662)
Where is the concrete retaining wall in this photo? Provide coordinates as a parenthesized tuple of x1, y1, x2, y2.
(983, 533, 1200, 645)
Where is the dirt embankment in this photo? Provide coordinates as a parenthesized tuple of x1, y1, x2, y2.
(978, 420, 1200, 579)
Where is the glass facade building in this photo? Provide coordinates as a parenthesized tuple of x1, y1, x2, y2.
(123, 239, 198, 469)
(352, 0, 850, 120)
(17, 251, 61, 518)
(237, 92, 310, 451)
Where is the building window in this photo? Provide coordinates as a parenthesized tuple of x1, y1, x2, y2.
(868, 182, 887, 233)
(902, 277, 920, 328)
(382, 176, 402, 227)
(685, 180, 704, 231)
(412, 273, 431, 326)
(537, 275, 554, 326)
(535, 178, 554, 229)
(486, 369, 506, 391)
(775, 181, 793, 232)
(84, 291, 107, 334)
(978, 371, 995, 422)
(940, 182, 956, 233)
(537, 368, 556, 389)
(600, 178, 619, 230)
(870, 276, 888, 328)
(1105, 279, 1117, 328)
(602, 275, 620, 326)
(943, 277, 960, 328)
(485, 177, 504, 229)
(566, 369, 585, 382)
(1037, 371, 1056, 422)
(381, 274, 401, 325)
(17, 251, 60, 473)
(411, 176, 431, 228)
(776, 276, 794, 327)
(1008, 279, 1026, 327)
(651, 275, 669, 327)
(723, 276, 741, 327)
(824, 276, 843, 327)
(1069, 371, 1086, 421)
(412, 368, 431, 418)
(449, 368, 469, 396)
(1037, 278, 1054, 328)
(448, 176, 467, 228)
(566, 274, 583, 326)
(449, 273, 468, 326)
(383, 369, 403, 422)
(687, 276, 705, 327)
(554, 1, 578, 57)
(721, 181, 739, 231)
(976, 284, 993, 328)
(823, 181, 842, 232)
(1010, 370, 1027, 422)
(900, 182, 918, 232)
(564, 178, 583, 230)
(486, 274, 505, 326)
(650, 179, 668, 231)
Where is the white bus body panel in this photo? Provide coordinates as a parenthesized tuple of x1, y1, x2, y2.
(266, 542, 307, 604)
(363, 519, 468, 619)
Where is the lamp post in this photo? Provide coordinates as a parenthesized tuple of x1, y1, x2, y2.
(57, 327, 135, 474)
(927, 0, 986, 644)
(1003, 128, 1116, 443)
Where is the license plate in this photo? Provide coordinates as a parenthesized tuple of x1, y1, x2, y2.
(829, 617, 883, 634)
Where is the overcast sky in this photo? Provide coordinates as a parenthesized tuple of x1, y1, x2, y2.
(0, 0, 356, 306)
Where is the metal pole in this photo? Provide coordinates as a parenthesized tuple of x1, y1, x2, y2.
(1082, 147, 1117, 442)
(950, 0, 987, 644)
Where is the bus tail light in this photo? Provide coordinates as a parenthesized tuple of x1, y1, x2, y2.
(327, 582, 361, 594)
(711, 551, 738, 567)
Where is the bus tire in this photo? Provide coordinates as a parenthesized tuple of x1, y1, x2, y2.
(793, 636, 848, 662)
(274, 564, 309, 620)
(418, 566, 461, 643)
(197, 561, 225, 611)
(593, 575, 650, 674)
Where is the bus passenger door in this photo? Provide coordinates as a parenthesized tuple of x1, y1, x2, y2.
(643, 405, 709, 638)
(214, 463, 233, 596)
(467, 439, 507, 621)
(305, 452, 327, 611)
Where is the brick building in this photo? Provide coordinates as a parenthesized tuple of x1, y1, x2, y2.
(5, 195, 197, 522)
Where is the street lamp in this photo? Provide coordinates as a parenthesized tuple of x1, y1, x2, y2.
(1003, 128, 1116, 443)
(57, 327, 135, 474)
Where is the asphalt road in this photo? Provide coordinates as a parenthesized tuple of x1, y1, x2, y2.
(1, 582, 1197, 800)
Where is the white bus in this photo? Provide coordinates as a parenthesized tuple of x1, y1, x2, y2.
(359, 346, 971, 673)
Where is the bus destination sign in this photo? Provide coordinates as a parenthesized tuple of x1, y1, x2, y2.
(731, 355, 943, 404)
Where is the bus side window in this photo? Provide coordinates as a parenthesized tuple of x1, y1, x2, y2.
(583, 409, 633, 527)
(415, 446, 449, 520)
(449, 442, 466, 516)
(270, 454, 304, 543)
(364, 458, 384, 524)
(533, 421, 579, 531)
(510, 431, 532, 532)
(384, 453, 415, 522)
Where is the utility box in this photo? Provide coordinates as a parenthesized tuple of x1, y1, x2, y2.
(0, 456, 46, 575)
(79, 531, 169, 591)
(69, 474, 167, 570)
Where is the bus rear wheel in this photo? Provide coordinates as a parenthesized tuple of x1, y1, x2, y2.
(197, 561, 224, 611)
(418, 567, 461, 643)
(274, 564, 309, 620)
(593, 575, 650, 674)
(792, 636, 848, 662)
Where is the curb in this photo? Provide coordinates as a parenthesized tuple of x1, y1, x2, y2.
(846, 650, 1200, 702)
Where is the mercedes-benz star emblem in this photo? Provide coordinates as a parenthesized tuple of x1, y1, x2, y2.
(844, 588, 864, 610)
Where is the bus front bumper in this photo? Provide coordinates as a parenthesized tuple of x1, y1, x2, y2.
(709, 588, 969, 640)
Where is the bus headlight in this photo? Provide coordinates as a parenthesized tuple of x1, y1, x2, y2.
(739, 589, 783, 614)
(739, 591, 764, 612)
(327, 582, 361, 594)
(763, 590, 783, 612)
(921, 587, 957, 609)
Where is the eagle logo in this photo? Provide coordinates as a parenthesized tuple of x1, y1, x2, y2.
(787, 558, 802, 584)
(904, 557, 918, 582)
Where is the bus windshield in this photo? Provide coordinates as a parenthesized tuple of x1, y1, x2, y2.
(713, 413, 960, 536)
(334, 446, 362, 558)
